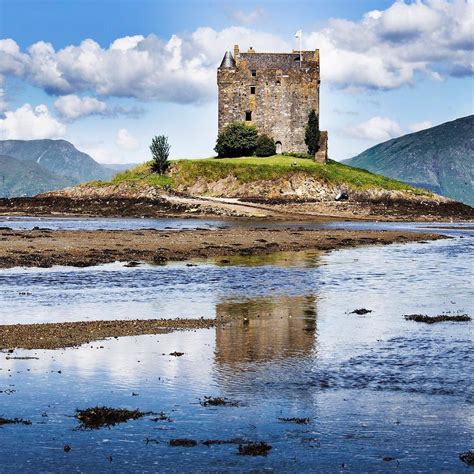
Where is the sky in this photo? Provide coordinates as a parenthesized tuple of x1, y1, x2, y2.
(0, 0, 472, 164)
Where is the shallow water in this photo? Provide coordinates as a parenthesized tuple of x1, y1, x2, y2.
(2, 214, 473, 233)
(0, 222, 473, 472)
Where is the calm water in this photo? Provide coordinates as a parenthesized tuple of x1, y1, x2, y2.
(0, 222, 473, 472)
(2, 214, 473, 233)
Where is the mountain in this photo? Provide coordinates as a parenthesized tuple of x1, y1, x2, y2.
(0, 139, 114, 183)
(0, 139, 116, 197)
(0, 155, 74, 197)
(344, 116, 474, 206)
(102, 163, 138, 172)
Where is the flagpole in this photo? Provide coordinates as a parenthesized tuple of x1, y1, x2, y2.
(299, 30, 302, 68)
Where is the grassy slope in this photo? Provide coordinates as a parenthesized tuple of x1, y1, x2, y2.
(87, 156, 429, 196)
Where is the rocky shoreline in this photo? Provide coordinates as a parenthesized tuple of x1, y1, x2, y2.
(0, 194, 472, 221)
(0, 226, 446, 269)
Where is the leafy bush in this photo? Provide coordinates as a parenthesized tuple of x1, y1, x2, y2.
(255, 134, 276, 157)
(305, 110, 320, 156)
(215, 122, 258, 157)
(150, 135, 170, 174)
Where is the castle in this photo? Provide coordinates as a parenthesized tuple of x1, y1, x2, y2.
(217, 45, 327, 162)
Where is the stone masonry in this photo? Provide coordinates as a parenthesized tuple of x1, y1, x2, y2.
(217, 45, 323, 157)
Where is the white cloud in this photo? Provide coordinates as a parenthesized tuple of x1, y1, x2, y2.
(0, 88, 7, 113)
(0, 1, 471, 101)
(345, 116, 402, 141)
(305, 0, 473, 90)
(408, 120, 432, 132)
(79, 144, 115, 163)
(229, 8, 265, 25)
(54, 94, 107, 120)
(110, 35, 145, 51)
(0, 28, 287, 103)
(116, 128, 139, 150)
(0, 103, 66, 140)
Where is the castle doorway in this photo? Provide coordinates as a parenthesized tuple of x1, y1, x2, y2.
(275, 141, 282, 154)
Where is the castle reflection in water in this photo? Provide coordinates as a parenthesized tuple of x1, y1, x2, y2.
(214, 295, 317, 366)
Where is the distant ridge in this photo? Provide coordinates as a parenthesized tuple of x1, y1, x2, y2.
(343, 116, 474, 206)
(0, 155, 73, 197)
(0, 139, 115, 197)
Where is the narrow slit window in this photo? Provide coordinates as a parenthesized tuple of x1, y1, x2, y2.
(250, 86, 256, 95)
(251, 69, 257, 77)
(245, 111, 252, 121)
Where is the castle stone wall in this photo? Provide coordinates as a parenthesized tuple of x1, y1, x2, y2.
(217, 48, 320, 154)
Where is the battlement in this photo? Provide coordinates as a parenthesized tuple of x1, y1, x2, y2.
(219, 45, 319, 72)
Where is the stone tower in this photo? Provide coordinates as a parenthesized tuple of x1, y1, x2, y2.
(217, 45, 323, 157)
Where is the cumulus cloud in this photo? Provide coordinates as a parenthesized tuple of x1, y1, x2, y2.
(345, 116, 402, 141)
(0, 28, 285, 103)
(0, 1, 471, 102)
(116, 128, 139, 150)
(229, 8, 265, 25)
(0, 88, 7, 113)
(0, 104, 66, 140)
(54, 94, 107, 119)
(408, 120, 432, 132)
(305, 0, 473, 90)
(79, 144, 115, 163)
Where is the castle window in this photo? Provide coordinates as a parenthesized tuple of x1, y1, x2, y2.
(245, 111, 252, 121)
(276, 80, 281, 85)
(251, 69, 256, 77)
(250, 86, 256, 95)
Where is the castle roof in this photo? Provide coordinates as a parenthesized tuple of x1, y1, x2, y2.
(219, 51, 236, 68)
(239, 51, 318, 72)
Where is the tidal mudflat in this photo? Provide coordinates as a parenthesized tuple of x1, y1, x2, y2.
(0, 221, 472, 472)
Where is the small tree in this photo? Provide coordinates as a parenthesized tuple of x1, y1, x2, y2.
(214, 122, 258, 157)
(255, 134, 276, 157)
(150, 135, 170, 174)
(305, 110, 320, 156)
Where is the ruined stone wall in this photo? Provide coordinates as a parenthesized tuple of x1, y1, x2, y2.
(217, 50, 320, 154)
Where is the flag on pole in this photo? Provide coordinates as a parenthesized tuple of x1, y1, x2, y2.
(294, 29, 302, 38)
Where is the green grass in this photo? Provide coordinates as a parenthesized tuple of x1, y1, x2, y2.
(87, 162, 172, 189)
(172, 156, 428, 194)
(86, 155, 428, 195)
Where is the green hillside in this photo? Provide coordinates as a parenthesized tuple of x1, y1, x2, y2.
(89, 156, 429, 196)
(0, 139, 116, 197)
(0, 155, 73, 197)
(344, 116, 473, 206)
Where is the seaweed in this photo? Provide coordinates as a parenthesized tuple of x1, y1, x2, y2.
(278, 417, 310, 425)
(75, 406, 152, 430)
(169, 439, 197, 447)
(404, 314, 471, 324)
(350, 308, 372, 315)
(0, 417, 32, 425)
(200, 396, 240, 407)
(238, 442, 272, 456)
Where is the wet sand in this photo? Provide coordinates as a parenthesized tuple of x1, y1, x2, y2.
(0, 318, 216, 350)
(0, 227, 446, 268)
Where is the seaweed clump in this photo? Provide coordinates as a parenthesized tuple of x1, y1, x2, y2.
(0, 417, 32, 425)
(200, 396, 240, 407)
(75, 406, 151, 430)
(169, 439, 197, 447)
(404, 314, 471, 324)
(459, 451, 474, 466)
(238, 442, 272, 456)
(278, 417, 310, 425)
(350, 308, 372, 315)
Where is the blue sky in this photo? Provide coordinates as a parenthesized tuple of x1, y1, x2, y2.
(0, 0, 472, 163)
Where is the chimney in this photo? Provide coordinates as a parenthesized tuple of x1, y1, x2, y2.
(233, 44, 240, 65)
